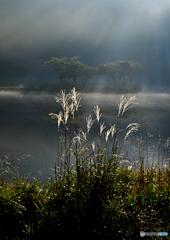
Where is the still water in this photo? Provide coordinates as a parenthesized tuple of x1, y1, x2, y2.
(0, 91, 170, 181)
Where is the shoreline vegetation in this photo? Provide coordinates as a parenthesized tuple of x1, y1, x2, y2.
(1, 167, 169, 239)
(0, 87, 169, 239)
(0, 82, 142, 94)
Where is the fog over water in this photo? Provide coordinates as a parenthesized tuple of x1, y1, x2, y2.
(0, 91, 169, 181)
(0, 1, 170, 181)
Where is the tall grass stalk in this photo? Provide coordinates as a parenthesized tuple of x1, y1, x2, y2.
(1, 155, 170, 238)
(48, 87, 141, 181)
(1, 88, 170, 238)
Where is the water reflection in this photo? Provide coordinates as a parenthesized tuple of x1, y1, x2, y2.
(0, 91, 169, 182)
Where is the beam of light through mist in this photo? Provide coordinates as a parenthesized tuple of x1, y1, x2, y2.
(0, 0, 170, 86)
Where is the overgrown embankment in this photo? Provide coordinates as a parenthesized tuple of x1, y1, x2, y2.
(0, 165, 169, 239)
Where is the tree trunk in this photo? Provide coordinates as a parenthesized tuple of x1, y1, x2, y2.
(112, 76, 116, 85)
(72, 78, 77, 85)
(59, 77, 66, 84)
(59, 77, 63, 84)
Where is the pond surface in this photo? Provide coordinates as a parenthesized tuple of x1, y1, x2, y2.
(0, 91, 170, 181)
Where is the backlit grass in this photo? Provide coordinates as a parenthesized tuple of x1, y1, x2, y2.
(0, 88, 169, 239)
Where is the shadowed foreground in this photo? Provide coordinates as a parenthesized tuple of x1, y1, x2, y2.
(0, 164, 170, 239)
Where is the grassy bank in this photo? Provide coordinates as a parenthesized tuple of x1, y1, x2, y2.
(0, 87, 169, 239)
(0, 164, 169, 239)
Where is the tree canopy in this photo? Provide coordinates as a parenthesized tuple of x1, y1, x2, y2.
(42, 56, 96, 84)
(99, 61, 142, 85)
(43, 57, 142, 86)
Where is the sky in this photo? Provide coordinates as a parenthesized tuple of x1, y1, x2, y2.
(0, 0, 170, 88)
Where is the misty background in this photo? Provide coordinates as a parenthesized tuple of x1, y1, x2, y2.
(0, 0, 170, 91)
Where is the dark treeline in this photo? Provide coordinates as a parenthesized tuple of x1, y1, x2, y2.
(42, 56, 142, 86)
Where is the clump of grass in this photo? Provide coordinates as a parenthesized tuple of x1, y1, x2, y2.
(48, 88, 139, 179)
(0, 153, 31, 182)
(0, 165, 169, 239)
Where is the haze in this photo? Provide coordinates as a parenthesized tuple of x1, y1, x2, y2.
(0, 0, 170, 90)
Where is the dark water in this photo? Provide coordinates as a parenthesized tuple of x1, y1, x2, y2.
(0, 91, 170, 181)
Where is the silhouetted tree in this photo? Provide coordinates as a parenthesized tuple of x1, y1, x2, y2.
(43, 56, 96, 85)
(81, 67, 98, 84)
(99, 61, 142, 85)
(99, 62, 120, 85)
(128, 62, 142, 85)
(43, 57, 69, 84)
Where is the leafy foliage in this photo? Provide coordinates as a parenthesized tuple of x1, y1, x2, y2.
(99, 61, 142, 85)
(42, 56, 96, 84)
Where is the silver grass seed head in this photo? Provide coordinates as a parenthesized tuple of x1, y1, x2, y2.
(125, 122, 140, 130)
(75, 97, 81, 111)
(125, 122, 140, 140)
(118, 95, 137, 117)
(92, 139, 95, 151)
(72, 130, 87, 145)
(122, 95, 137, 115)
(93, 105, 102, 124)
(86, 114, 94, 134)
(64, 104, 69, 124)
(79, 130, 87, 141)
(73, 133, 81, 145)
(105, 128, 111, 142)
(49, 111, 63, 128)
(100, 122, 106, 136)
(55, 89, 71, 111)
(70, 87, 81, 112)
(69, 101, 75, 119)
(110, 125, 116, 137)
(118, 95, 127, 117)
